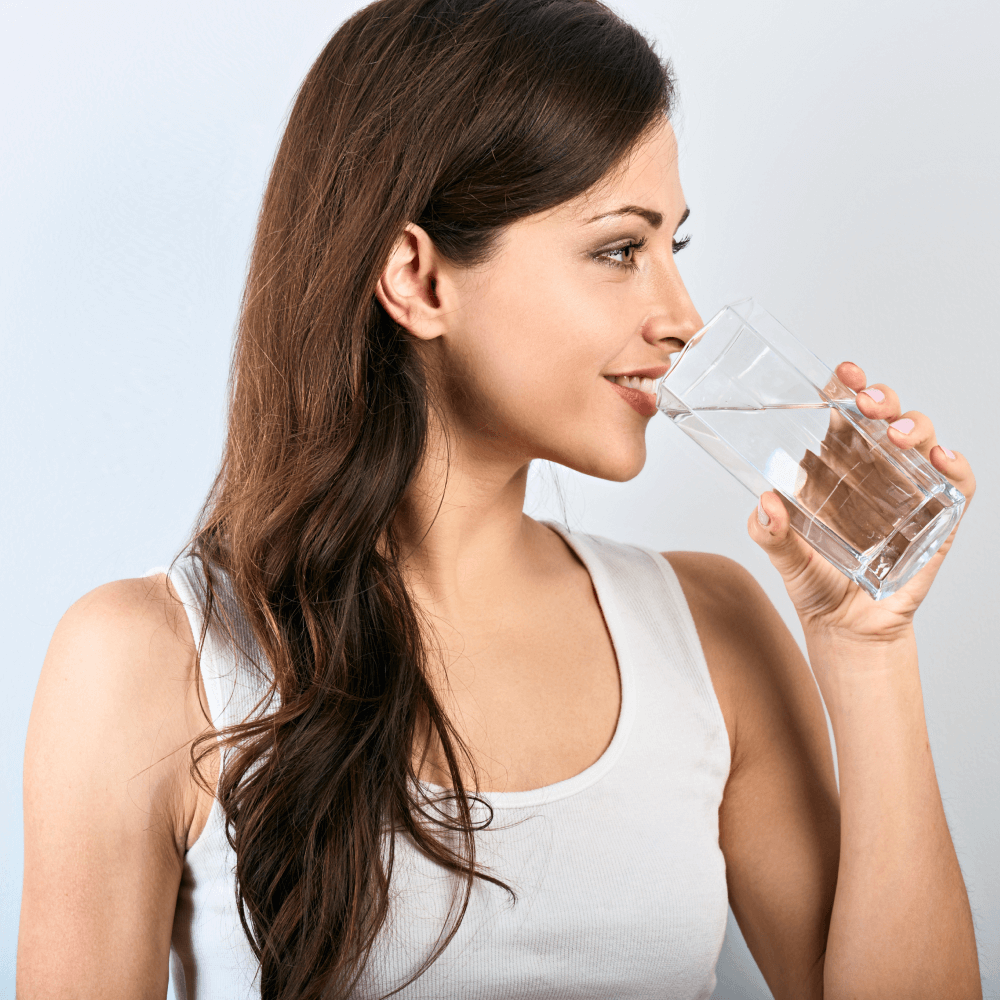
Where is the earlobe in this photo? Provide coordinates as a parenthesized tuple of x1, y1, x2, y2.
(375, 223, 446, 342)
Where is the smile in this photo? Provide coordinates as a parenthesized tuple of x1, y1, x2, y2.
(603, 375, 659, 417)
(604, 374, 657, 394)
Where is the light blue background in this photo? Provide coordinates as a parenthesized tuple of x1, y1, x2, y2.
(3, 1, 997, 996)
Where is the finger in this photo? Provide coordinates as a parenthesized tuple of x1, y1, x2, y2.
(929, 445, 977, 505)
(854, 382, 902, 422)
(748, 491, 815, 582)
(825, 362, 867, 436)
(883, 409, 938, 460)
(835, 361, 866, 392)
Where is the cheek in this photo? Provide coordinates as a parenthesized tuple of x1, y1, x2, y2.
(467, 257, 620, 392)
(441, 252, 648, 471)
(455, 301, 604, 436)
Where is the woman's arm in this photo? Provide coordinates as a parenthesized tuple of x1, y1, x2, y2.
(804, 627, 978, 998)
(677, 360, 981, 999)
(18, 575, 209, 999)
(671, 552, 981, 1000)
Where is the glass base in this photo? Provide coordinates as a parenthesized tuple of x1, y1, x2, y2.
(783, 490, 964, 600)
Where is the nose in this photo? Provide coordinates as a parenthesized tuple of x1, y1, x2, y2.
(641, 272, 703, 355)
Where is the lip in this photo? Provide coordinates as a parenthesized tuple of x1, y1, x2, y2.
(607, 381, 659, 417)
(603, 364, 671, 380)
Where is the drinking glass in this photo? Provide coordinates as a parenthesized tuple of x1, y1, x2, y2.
(656, 299, 965, 600)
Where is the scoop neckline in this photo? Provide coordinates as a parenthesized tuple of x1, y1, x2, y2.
(416, 520, 636, 809)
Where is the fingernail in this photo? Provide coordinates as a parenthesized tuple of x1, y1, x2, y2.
(859, 388, 885, 403)
(757, 500, 770, 526)
(942, 446, 956, 460)
(889, 417, 915, 434)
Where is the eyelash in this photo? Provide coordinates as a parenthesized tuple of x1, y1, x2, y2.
(596, 233, 691, 270)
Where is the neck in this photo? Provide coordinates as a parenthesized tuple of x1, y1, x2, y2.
(393, 406, 541, 618)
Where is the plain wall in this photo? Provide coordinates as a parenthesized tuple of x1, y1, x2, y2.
(3, 1, 997, 996)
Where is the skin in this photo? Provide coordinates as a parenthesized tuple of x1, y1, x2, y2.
(18, 119, 981, 999)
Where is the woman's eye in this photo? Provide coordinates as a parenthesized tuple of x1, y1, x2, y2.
(598, 237, 647, 269)
(607, 246, 634, 266)
(595, 232, 691, 270)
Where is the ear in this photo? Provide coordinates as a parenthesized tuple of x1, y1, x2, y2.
(375, 223, 451, 341)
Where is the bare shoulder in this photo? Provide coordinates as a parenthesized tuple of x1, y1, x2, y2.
(661, 549, 765, 618)
(53, 571, 196, 671)
(26, 572, 211, 856)
(659, 551, 818, 765)
(660, 550, 788, 673)
(19, 573, 216, 993)
(38, 571, 200, 729)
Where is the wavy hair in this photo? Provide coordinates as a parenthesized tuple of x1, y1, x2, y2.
(186, 0, 675, 995)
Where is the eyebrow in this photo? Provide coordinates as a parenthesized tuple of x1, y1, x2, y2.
(585, 205, 690, 232)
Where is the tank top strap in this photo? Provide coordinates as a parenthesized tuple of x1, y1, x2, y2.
(165, 551, 275, 733)
(544, 522, 728, 748)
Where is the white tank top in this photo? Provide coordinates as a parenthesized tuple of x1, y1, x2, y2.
(160, 523, 731, 999)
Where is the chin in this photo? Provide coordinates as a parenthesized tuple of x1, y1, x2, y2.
(559, 435, 648, 483)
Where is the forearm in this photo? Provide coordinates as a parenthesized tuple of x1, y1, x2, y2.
(807, 629, 981, 1000)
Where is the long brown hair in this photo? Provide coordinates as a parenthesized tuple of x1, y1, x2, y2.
(186, 0, 674, 996)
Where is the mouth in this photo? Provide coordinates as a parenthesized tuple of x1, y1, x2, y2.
(603, 369, 666, 417)
(602, 364, 671, 393)
(604, 373, 658, 394)
(602, 364, 670, 417)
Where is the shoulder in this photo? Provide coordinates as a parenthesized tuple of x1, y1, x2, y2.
(661, 550, 763, 611)
(20, 576, 218, 990)
(659, 551, 815, 766)
(52, 571, 196, 662)
(41, 573, 199, 731)
(26, 572, 210, 855)
(661, 550, 781, 661)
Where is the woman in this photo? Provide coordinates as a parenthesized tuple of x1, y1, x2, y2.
(18, 0, 981, 997)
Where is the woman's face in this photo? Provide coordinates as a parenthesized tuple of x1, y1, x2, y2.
(421, 118, 701, 482)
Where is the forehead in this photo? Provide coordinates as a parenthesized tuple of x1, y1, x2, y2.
(540, 118, 682, 227)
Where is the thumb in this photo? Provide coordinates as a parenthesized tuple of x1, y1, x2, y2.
(748, 491, 815, 582)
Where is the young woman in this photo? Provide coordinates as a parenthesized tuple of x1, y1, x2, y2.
(18, 0, 980, 997)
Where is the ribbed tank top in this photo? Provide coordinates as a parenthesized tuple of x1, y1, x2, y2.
(160, 523, 731, 999)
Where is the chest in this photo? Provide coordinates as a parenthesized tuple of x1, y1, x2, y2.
(419, 575, 621, 794)
(356, 774, 729, 999)
(178, 737, 731, 1000)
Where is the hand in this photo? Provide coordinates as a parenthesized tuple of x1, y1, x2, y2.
(748, 361, 976, 642)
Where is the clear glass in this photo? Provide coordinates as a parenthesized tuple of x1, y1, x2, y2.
(656, 299, 965, 600)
